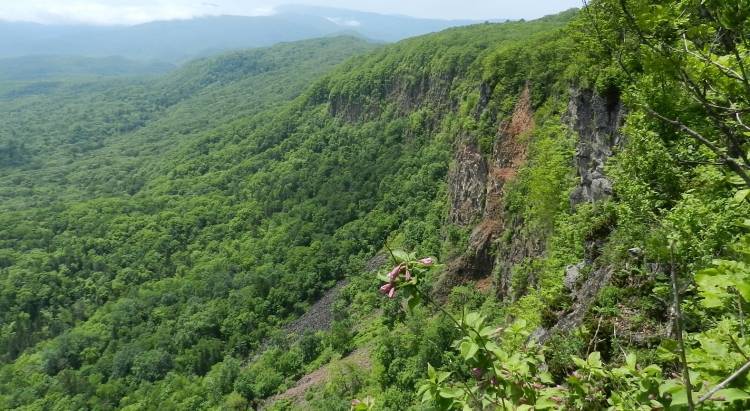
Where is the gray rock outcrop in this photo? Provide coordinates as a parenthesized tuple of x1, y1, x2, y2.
(567, 87, 625, 205)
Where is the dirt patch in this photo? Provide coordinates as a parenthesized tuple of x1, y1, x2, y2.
(475, 276, 493, 293)
(262, 348, 372, 409)
(484, 85, 533, 218)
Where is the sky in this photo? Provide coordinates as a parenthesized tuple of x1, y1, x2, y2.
(0, 0, 583, 25)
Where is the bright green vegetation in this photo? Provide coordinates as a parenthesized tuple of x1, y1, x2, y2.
(0, 56, 176, 82)
(2, 2, 750, 410)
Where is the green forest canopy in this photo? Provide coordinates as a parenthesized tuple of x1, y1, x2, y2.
(1, 2, 750, 410)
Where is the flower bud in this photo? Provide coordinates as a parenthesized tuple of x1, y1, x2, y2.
(387, 265, 402, 282)
(379, 283, 393, 295)
(418, 257, 434, 266)
(388, 286, 396, 298)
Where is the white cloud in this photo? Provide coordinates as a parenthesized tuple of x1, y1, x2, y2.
(324, 16, 360, 27)
(0, 0, 275, 25)
(0, 0, 582, 25)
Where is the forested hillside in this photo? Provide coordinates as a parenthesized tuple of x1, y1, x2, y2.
(0, 56, 175, 82)
(2, 1, 750, 410)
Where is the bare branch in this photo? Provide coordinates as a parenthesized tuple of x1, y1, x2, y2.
(645, 108, 750, 187)
(697, 359, 750, 404)
(670, 245, 695, 411)
(679, 34, 746, 84)
(736, 112, 750, 132)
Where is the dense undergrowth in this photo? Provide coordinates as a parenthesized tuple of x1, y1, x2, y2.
(2, 1, 750, 410)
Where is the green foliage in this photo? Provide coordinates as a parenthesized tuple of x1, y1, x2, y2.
(5, 1, 750, 409)
(0, 37, 386, 408)
(505, 118, 576, 235)
(696, 234, 750, 309)
(0, 13, 581, 406)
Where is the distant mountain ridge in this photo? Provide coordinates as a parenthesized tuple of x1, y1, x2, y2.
(0, 6, 497, 63)
(0, 14, 343, 63)
(276, 4, 495, 41)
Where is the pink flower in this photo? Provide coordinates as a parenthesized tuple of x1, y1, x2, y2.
(388, 286, 396, 298)
(404, 268, 412, 281)
(471, 367, 484, 380)
(379, 283, 393, 295)
(387, 264, 402, 282)
(419, 257, 434, 266)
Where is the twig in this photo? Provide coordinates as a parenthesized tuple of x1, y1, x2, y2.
(613, 322, 627, 358)
(459, 379, 484, 410)
(697, 359, 750, 404)
(383, 242, 398, 264)
(738, 291, 746, 340)
(728, 335, 749, 362)
(737, 112, 750, 133)
(645, 108, 750, 187)
(670, 245, 695, 411)
(679, 34, 746, 83)
(587, 316, 603, 355)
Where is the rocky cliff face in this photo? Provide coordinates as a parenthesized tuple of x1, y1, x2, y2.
(438, 86, 534, 296)
(567, 87, 625, 205)
(443, 85, 625, 315)
(539, 87, 625, 340)
(448, 141, 488, 226)
(329, 72, 457, 123)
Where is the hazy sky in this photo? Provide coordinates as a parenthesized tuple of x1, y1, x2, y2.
(0, 1, 582, 25)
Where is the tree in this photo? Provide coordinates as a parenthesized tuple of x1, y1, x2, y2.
(587, 0, 750, 187)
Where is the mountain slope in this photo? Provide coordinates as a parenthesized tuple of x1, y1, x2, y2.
(0, 14, 576, 409)
(277, 5, 486, 41)
(0, 8, 486, 63)
(1, 3, 747, 411)
(0, 36, 375, 202)
(0, 56, 175, 81)
(0, 15, 341, 62)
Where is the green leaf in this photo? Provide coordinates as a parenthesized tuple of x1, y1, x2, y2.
(669, 387, 688, 406)
(391, 249, 411, 263)
(464, 312, 484, 330)
(729, 176, 747, 186)
(572, 356, 588, 369)
(407, 294, 421, 312)
(695, 271, 731, 308)
(459, 340, 479, 361)
(734, 189, 750, 204)
(713, 388, 750, 402)
(659, 380, 683, 397)
(438, 386, 464, 399)
(479, 326, 495, 337)
(737, 282, 750, 303)
(626, 352, 637, 369)
(642, 364, 662, 375)
(420, 386, 433, 403)
(427, 363, 436, 380)
(587, 351, 602, 368)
